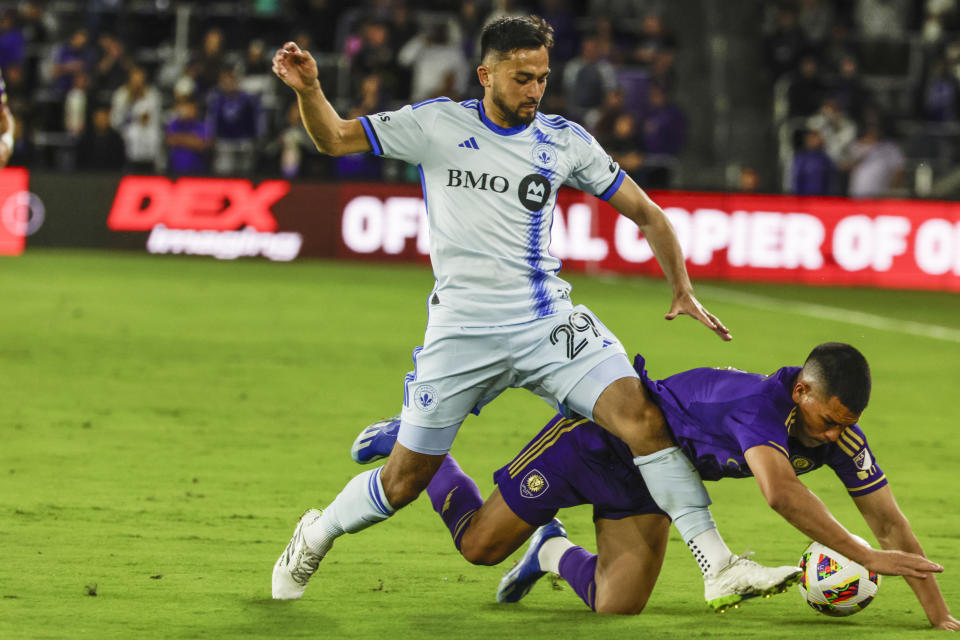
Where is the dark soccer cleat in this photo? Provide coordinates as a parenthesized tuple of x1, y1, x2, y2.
(351, 415, 400, 464)
(496, 518, 568, 603)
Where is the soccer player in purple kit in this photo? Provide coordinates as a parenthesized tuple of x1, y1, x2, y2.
(353, 343, 955, 626)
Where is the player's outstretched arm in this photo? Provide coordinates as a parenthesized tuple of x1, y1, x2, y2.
(607, 176, 731, 341)
(271, 42, 370, 156)
(745, 445, 944, 578)
(853, 486, 959, 630)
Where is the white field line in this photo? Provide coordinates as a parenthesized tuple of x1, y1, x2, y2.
(695, 285, 960, 344)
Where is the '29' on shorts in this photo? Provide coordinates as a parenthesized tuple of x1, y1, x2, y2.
(492, 414, 667, 527)
(398, 304, 638, 455)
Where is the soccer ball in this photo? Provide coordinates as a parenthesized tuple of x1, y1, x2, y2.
(797, 536, 881, 616)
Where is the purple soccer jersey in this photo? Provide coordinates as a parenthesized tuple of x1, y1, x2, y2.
(494, 354, 887, 526)
(645, 355, 886, 494)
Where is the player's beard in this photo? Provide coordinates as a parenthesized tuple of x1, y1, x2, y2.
(492, 86, 538, 127)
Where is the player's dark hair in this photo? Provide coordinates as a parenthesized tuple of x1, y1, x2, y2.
(803, 342, 871, 413)
(480, 15, 555, 62)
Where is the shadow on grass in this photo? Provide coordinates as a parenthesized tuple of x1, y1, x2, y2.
(208, 598, 340, 639)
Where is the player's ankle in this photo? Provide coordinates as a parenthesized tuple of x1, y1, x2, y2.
(688, 528, 733, 578)
(537, 536, 575, 574)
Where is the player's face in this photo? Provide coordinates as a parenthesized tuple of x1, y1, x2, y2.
(483, 46, 550, 127)
(791, 382, 861, 447)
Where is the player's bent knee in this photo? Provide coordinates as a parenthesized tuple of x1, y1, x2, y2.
(594, 598, 647, 615)
(459, 532, 511, 566)
(460, 545, 503, 566)
(460, 536, 512, 566)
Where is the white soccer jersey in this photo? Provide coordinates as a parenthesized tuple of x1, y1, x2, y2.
(360, 97, 625, 327)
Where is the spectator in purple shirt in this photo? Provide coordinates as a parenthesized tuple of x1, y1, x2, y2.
(206, 68, 262, 174)
(165, 98, 210, 175)
(0, 10, 25, 70)
(792, 129, 836, 195)
(642, 85, 686, 156)
(920, 57, 960, 122)
(52, 27, 96, 96)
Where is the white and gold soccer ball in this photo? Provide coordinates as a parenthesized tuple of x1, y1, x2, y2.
(798, 536, 881, 616)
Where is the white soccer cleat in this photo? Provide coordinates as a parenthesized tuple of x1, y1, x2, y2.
(704, 552, 801, 613)
(272, 509, 325, 600)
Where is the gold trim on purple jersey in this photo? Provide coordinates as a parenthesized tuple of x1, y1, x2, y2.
(453, 508, 477, 541)
(784, 406, 798, 430)
(766, 440, 790, 458)
(845, 474, 887, 494)
(836, 428, 863, 458)
(507, 417, 587, 479)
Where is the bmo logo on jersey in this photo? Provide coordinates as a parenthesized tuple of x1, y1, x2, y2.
(518, 174, 552, 212)
(446, 169, 509, 193)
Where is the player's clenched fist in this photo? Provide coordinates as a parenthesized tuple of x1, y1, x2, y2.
(272, 42, 319, 94)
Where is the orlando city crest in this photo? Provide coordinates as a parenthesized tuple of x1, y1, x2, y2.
(520, 469, 549, 498)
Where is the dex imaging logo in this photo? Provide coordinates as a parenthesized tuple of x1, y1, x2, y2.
(107, 176, 301, 261)
(518, 174, 552, 211)
(413, 384, 439, 413)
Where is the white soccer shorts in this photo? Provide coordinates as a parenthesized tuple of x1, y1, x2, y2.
(397, 304, 638, 455)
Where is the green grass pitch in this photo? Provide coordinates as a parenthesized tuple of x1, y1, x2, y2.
(1, 249, 958, 639)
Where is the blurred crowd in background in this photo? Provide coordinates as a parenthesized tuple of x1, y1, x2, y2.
(0, 0, 957, 197)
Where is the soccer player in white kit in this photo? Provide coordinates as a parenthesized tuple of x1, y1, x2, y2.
(270, 15, 797, 603)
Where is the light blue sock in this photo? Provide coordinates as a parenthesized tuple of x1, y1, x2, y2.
(633, 446, 716, 542)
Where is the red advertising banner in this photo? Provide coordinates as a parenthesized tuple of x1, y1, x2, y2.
(0, 167, 32, 256)
(106, 175, 302, 261)
(337, 185, 960, 292)
(88, 175, 960, 291)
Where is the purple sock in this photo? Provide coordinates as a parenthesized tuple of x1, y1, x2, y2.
(558, 546, 598, 611)
(426, 455, 484, 551)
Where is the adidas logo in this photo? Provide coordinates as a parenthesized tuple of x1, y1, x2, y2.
(457, 137, 479, 150)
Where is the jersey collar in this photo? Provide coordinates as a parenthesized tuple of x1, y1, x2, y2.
(478, 100, 530, 136)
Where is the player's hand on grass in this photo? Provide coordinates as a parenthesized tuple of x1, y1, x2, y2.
(272, 42, 320, 94)
(864, 548, 943, 578)
(665, 291, 732, 341)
